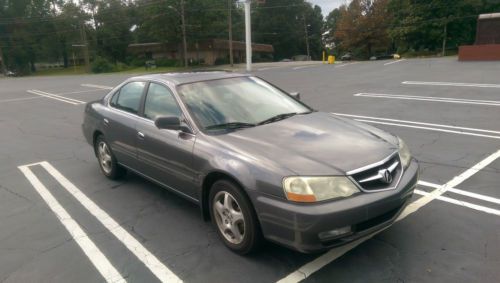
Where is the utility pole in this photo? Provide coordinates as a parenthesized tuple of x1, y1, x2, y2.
(0, 45, 5, 74)
(303, 15, 310, 60)
(228, 0, 234, 67)
(244, 0, 252, 72)
(180, 0, 188, 67)
(80, 23, 90, 73)
(442, 20, 448, 57)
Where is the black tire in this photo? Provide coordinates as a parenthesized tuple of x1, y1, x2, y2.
(94, 135, 126, 180)
(209, 179, 262, 255)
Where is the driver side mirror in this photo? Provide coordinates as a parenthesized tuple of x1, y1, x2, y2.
(289, 92, 301, 101)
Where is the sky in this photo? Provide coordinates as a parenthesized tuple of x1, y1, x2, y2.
(309, 0, 347, 16)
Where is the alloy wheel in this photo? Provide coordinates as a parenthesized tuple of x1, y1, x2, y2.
(212, 191, 246, 244)
(97, 141, 112, 174)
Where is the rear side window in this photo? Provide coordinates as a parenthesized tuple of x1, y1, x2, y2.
(111, 82, 145, 114)
(144, 83, 182, 120)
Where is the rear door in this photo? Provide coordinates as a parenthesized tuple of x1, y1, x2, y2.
(104, 81, 146, 169)
(135, 82, 198, 200)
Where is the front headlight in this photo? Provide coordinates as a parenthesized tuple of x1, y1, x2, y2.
(398, 137, 412, 169)
(283, 176, 360, 203)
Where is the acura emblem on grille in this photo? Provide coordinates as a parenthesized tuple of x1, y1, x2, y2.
(379, 169, 393, 184)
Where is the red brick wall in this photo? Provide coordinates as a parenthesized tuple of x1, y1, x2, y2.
(459, 44, 500, 61)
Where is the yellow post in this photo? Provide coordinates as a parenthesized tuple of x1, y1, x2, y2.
(328, 55, 335, 64)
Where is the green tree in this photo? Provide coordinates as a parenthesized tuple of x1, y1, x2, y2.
(388, 0, 500, 54)
(252, 0, 324, 60)
(335, 0, 392, 58)
(94, 0, 133, 63)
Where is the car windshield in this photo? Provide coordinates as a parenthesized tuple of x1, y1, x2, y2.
(176, 76, 311, 131)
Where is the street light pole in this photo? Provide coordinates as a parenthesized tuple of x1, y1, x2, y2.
(244, 0, 252, 72)
(180, 0, 188, 67)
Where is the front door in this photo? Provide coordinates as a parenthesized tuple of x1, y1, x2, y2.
(105, 81, 146, 169)
(136, 82, 198, 199)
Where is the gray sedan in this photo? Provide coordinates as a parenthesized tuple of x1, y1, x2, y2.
(82, 72, 419, 254)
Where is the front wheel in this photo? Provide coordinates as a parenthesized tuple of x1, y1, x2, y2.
(94, 135, 125, 180)
(209, 180, 261, 255)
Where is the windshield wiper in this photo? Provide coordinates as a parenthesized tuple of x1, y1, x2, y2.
(258, 112, 297, 125)
(205, 122, 256, 130)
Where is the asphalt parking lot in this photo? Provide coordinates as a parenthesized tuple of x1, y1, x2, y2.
(0, 57, 499, 283)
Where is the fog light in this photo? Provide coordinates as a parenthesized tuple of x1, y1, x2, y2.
(318, 226, 352, 240)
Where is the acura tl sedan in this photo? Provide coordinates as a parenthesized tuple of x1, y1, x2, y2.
(82, 72, 419, 254)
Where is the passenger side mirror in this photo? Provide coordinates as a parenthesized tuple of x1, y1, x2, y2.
(290, 92, 301, 101)
(155, 116, 192, 133)
(155, 116, 181, 131)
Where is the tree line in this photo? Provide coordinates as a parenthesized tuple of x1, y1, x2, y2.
(0, 0, 498, 75)
(325, 0, 500, 58)
(0, 0, 323, 74)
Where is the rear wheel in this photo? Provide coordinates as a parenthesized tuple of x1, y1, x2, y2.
(95, 135, 125, 180)
(209, 180, 261, 254)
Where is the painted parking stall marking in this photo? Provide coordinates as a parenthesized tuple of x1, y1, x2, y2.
(277, 149, 500, 283)
(18, 161, 183, 283)
(335, 62, 359, 68)
(27, 89, 85, 105)
(293, 65, 315, 70)
(18, 164, 126, 283)
(384, 59, 406, 66)
(354, 92, 500, 107)
(81, 84, 114, 90)
(402, 81, 500, 88)
(333, 113, 500, 139)
(416, 180, 500, 216)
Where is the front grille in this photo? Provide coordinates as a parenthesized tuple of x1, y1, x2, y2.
(350, 153, 402, 191)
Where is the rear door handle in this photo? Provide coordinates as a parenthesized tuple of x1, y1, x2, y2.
(103, 118, 109, 126)
(137, 131, 145, 139)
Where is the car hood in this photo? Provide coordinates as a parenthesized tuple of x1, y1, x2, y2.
(210, 112, 398, 175)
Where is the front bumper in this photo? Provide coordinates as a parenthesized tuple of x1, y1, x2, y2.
(252, 158, 419, 253)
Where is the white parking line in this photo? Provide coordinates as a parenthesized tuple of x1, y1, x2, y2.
(414, 190, 500, 216)
(18, 165, 126, 283)
(354, 92, 500, 107)
(402, 81, 500, 88)
(293, 65, 317, 70)
(397, 149, 500, 220)
(335, 62, 359, 68)
(418, 180, 500, 205)
(257, 66, 283, 71)
(334, 113, 500, 135)
(81, 84, 114, 90)
(27, 90, 85, 105)
(60, 89, 108, 95)
(356, 119, 500, 140)
(20, 161, 182, 283)
(276, 149, 500, 283)
(384, 59, 406, 66)
(333, 113, 500, 139)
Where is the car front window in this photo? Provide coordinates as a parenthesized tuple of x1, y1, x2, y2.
(144, 83, 182, 121)
(176, 77, 311, 130)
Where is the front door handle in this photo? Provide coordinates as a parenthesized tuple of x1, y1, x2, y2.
(137, 131, 145, 139)
(103, 118, 109, 126)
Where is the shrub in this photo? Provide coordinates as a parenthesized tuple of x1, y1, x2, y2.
(91, 57, 114, 73)
(155, 58, 179, 67)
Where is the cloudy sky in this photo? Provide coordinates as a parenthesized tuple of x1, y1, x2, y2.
(309, 0, 348, 15)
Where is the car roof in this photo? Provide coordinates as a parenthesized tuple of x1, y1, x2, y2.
(130, 71, 250, 86)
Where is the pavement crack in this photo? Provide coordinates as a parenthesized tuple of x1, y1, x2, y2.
(0, 184, 32, 203)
